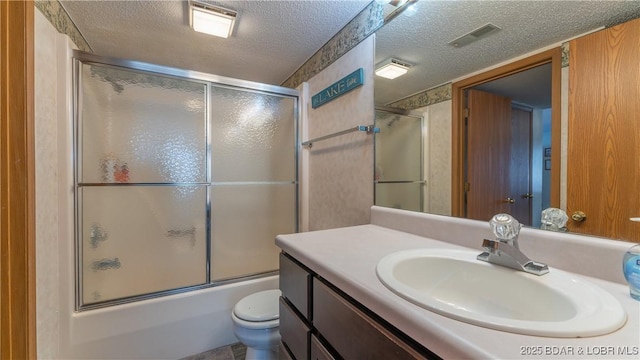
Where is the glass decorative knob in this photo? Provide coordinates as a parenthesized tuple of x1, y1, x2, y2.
(541, 207, 569, 231)
(489, 213, 521, 240)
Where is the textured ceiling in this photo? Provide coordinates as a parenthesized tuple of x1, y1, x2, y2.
(375, 1, 640, 106)
(60, 0, 372, 86)
(59, 1, 640, 102)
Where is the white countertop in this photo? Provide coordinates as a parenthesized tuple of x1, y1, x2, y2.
(276, 223, 640, 359)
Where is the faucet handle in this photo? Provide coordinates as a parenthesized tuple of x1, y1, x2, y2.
(541, 207, 569, 231)
(490, 213, 521, 241)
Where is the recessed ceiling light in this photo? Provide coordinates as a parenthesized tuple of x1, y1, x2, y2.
(375, 58, 412, 80)
(189, 0, 237, 38)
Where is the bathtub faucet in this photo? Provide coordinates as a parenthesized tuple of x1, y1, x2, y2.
(476, 213, 549, 276)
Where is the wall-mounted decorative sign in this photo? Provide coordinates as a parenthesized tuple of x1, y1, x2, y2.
(311, 68, 364, 109)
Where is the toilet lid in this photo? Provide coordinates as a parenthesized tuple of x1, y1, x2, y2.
(233, 289, 281, 322)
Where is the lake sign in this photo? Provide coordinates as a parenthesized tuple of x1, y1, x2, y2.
(311, 68, 364, 109)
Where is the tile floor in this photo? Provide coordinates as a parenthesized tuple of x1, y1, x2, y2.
(179, 343, 246, 360)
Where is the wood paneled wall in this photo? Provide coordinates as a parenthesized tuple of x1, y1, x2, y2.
(1, 0, 37, 358)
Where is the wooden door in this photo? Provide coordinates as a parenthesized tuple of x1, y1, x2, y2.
(567, 17, 640, 242)
(510, 108, 532, 225)
(1, 0, 37, 358)
(465, 89, 512, 221)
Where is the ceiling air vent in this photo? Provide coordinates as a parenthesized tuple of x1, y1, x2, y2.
(448, 23, 501, 48)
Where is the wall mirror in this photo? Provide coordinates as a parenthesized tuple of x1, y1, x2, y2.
(373, 1, 640, 241)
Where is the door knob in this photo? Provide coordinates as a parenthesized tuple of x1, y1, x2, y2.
(504, 197, 515, 204)
(571, 211, 587, 222)
(521, 193, 534, 199)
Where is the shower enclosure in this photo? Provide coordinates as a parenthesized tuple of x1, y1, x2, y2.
(374, 109, 424, 212)
(74, 52, 298, 309)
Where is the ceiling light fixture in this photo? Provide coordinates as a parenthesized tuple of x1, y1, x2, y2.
(375, 58, 412, 80)
(189, 0, 237, 38)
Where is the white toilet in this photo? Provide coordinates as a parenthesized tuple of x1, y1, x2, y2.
(231, 289, 281, 360)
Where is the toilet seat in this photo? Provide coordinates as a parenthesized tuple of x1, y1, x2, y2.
(232, 289, 281, 329)
(232, 311, 279, 329)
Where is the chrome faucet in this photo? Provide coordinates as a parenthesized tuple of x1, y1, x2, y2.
(477, 213, 549, 275)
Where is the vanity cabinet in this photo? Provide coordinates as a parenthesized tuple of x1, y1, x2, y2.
(279, 252, 439, 360)
(279, 253, 312, 359)
(310, 335, 335, 360)
(279, 296, 310, 360)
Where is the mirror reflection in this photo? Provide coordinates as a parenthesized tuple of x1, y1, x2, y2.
(374, 109, 424, 212)
(373, 1, 640, 241)
(463, 64, 552, 228)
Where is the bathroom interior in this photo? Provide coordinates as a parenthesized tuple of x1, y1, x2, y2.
(4, 0, 640, 359)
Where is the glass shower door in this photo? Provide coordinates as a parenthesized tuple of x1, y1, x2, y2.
(374, 110, 424, 212)
(75, 53, 298, 309)
(209, 87, 297, 281)
(77, 63, 208, 306)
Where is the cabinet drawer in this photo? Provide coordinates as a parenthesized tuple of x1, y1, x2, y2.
(280, 252, 312, 320)
(279, 296, 310, 360)
(313, 278, 427, 360)
(310, 335, 336, 360)
(279, 342, 294, 360)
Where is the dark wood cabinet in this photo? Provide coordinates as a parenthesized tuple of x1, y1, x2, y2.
(279, 253, 312, 320)
(279, 252, 439, 360)
(313, 279, 426, 359)
(279, 297, 311, 360)
(310, 335, 334, 360)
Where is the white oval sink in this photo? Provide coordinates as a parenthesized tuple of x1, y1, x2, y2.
(376, 248, 627, 337)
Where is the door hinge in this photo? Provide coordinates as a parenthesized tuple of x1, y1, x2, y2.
(463, 108, 470, 118)
(464, 182, 471, 192)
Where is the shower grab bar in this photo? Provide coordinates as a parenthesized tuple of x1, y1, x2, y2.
(302, 125, 380, 148)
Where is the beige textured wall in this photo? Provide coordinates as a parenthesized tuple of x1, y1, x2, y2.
(412, 101, 452, 217)
(424, 100, 452, 216)
(35, 9, 74, 359)
(305, 36, 376, 231)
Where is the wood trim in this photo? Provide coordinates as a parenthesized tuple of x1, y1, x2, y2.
(0, 1, 36, 359)
(451, 48, 562, 216)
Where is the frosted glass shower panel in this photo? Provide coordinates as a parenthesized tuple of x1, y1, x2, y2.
(80, 64, 207, 183)
(374, 111, 423, 212)
(374, 112, 422, 182)
(80, 186, 207, 304)
(210, 87, 295, 182)
(375, 183, 423, 212)
(210, 184, 296, 281)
